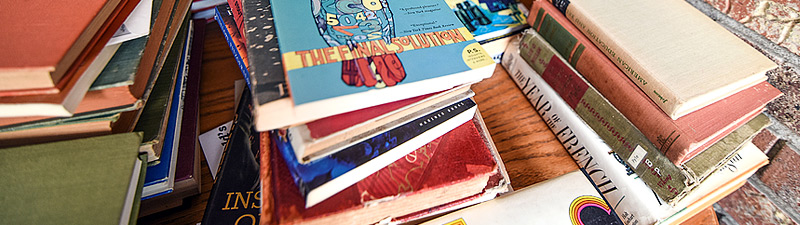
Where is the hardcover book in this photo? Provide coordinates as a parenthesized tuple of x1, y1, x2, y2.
(547, 0, 777, 119)
(516, 29, 690, 204)
(420, 169, 623, 225)
(273, 97, 478, 207)
(267, 112, 510, 225)
(264, 0, 496, 130)
(527, 1, 782, 165)
(0, 133, 145, 225)
(202, 88, 261, 225)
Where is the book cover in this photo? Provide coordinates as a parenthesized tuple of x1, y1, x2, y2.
(420, 169, 623, 225)
(273, 97, 478, 207)
(503, 46, 673, 225)
(547, 0, 777, 119)
(214, 3, 250, 85)
(288, 85, 472, 163)
(527, 1, 782, 165)
(0, 133, 144, 224)
(269, 115, 507, 225)
(264, 0, 495, 130)
(201, 88, 261, 225)
(517, 29, 690, 204)
(444, 0, 528, 61)
(240, 0, 292, 131)
(0, 0, 137, 92)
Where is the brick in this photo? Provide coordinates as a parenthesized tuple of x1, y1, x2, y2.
(757, 143, 800, 217)
(715, 182, 795, 225)
(752, 128, 780, 153)
(703, 0, 800, 56)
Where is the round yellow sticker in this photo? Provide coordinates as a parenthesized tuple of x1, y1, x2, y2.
(462, 42, 493, 69)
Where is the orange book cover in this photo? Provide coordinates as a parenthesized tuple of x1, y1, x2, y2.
(528, 1, 782, 164)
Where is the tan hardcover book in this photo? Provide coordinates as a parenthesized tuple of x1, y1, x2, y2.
(548, 0, 777, 119)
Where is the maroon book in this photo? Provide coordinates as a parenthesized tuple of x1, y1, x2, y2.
(266, 118, 507, 225)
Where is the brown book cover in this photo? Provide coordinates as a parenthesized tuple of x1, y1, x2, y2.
(528, 1, 782, 165)
(0, 0, 133, 92)
(266, 116, 508, 225)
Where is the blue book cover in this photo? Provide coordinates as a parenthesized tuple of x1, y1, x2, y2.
(141, 22, 193, 199)
(272, 97, 477, 207)
(214, 4, 251, 88)
(272, 0, 495, 108)
(444, 0, 528, 43)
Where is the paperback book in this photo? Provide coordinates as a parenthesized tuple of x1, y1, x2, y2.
(264, 0, 496, 130)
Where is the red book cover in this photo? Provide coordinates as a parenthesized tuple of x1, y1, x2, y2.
(528, 1, 782, 164)
(268, 120, 503, 225)
(226, 0, 247, 39)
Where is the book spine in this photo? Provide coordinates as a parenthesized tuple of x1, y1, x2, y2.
(516, 30, 691, 204)
(527, 1, 696, 165)
(227, 0, 246, 39)
(502, 46, 672, 225)
(548, 0, 682, 119)
(241, 0, 288, 104)
(214, 5, 251, 88)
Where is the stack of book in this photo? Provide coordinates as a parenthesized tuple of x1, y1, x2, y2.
(489, 0, 783, 224)
(0, 0, 206, 218)
(201, 0, 534, 224)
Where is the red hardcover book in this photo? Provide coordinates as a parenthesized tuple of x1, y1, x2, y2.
(528, 1, 782, 164)
(266, 116, 509, 225)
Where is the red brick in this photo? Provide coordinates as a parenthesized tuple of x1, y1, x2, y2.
(716, 182, 795, 225)
(758, 143, 800, 217)
(752, 129, 780, 153)
(703, 0, 800, 56)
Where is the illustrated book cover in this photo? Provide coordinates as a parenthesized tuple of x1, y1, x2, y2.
(264, 0, 496, 130)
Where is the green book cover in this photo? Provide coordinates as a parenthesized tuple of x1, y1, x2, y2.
(0, 133, 144, 224)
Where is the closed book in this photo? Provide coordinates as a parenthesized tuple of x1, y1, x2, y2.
(263, 0, 496, 130)
(0, 0, 138, 92)
(214, 3, 250, 85)
(0, 133, 145, 225)
(421, 169, 623, 225)
(547, 0, 777, 119)
(502, 42, 770, 225)
(268, 113, 509, 225)
(516, 29, 690, 204)
(444, 0, 529, 61)
(240, 0, 291, 131)
(527, 1, 782, 165)
(274, 97, 478, 207)
(287, 85, 472, 163)
(202, 88, 262, 225)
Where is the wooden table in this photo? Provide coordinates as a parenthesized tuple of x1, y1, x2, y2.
(137, 20, 716, 225)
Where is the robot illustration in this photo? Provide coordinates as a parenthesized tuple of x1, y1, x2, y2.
(311, 0, 406, 88)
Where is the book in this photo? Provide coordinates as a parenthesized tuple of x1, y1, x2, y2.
(546, 0, 777, 119)
(274, 97, 479, 207)
(420, 169, 623, 225)
(444, 0, 529, 61)
(502, 42, 770, 225)
(0, 133, 145, 224)
(527, 1, 783, 165)
(268, 112, 510, 225)
(202, 87, 261, 225)
(134, 17, 192, 162)
(0, 0, 139, 92)
(287, 85, 472, 163)
(502, 46, 671, 225)
(214, 3, 250, 85)
(516, 29, 690, 204)
(264, 0, 496, 130)
(239, 0, 292, 132)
